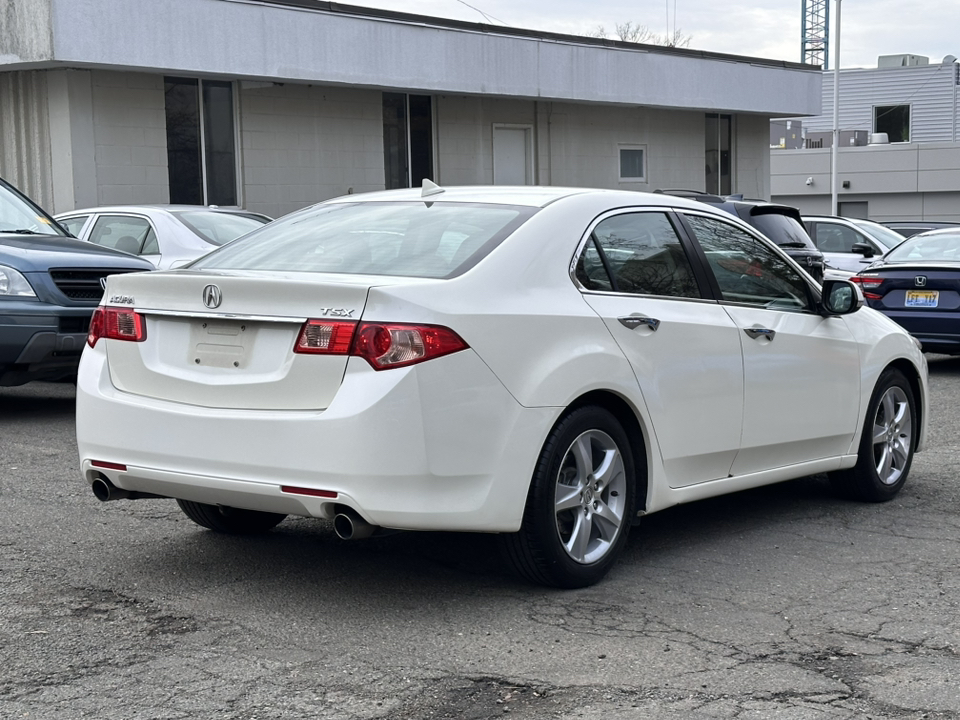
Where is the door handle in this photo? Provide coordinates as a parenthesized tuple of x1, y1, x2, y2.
(619, 316, 660, 332)
(744, 327, 776, 341)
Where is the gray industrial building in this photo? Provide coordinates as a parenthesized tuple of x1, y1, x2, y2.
(772, 54, 960, 222)
(1, 0, 821, 218)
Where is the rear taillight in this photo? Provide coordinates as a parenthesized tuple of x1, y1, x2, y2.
(293, 320, 357, 354)
(352, 323, 468, 370)
(292, 320, 468, 369)
(850, 275, 885, 300)
(86, 306, 147, 347)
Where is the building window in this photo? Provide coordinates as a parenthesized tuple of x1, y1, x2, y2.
(705, 113, 732, 195)
(874, 105, 910, 143)
(618, 145, 646, 182)
(382, 93, 434, 189)
(164, 77, 238, 206)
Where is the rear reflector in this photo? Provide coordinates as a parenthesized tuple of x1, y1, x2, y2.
(87, 306, 147, 347)
(91, 460, 128, 471)
(281, 486, 338, 498)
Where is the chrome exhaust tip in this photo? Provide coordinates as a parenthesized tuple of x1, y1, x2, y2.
(333, 508, 378, 540)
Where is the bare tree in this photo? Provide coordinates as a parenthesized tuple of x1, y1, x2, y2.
(588, 21, 692, 48)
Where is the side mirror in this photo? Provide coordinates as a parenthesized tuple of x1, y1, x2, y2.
(821, 278, 864, 316)
(851, 242, 875, 258)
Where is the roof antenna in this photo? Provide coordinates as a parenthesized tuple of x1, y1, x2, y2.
(422, 179, 445, 197)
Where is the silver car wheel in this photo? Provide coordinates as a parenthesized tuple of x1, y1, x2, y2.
(554, 429, 627, 564)
(872, 386, 912, 486)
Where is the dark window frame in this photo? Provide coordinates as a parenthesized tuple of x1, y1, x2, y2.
(164, 77, 240, 206)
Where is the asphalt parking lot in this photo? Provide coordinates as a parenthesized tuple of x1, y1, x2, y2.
(2, 357, 960, 720)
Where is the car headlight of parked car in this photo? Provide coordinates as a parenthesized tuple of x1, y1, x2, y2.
(0, 265, 37, 297)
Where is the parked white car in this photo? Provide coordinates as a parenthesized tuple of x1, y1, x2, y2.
(56, 205, 271, 270)
(76, 185, 928, 588)
(803, 215, 906, 273)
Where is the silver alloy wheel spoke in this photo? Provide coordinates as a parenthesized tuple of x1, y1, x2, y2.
(554, 429, 626, 564)
(555, 485, 583, 513)
(872, 386, 912, 485)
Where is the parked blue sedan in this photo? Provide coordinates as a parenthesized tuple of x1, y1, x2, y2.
(0, 177, 153, 386)
(853, 228, 960, 354)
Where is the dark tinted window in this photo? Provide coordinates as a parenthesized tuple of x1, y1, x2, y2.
(685, 214, 811, 311)
(193, 202, 535, 278)
(582, 212, 701, 298)
(748, 212, 815, 249)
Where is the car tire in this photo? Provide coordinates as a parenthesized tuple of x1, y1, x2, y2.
(830, 368, 916, 502)
(176, 499, 287, 534)
(501, 405, 636, 589)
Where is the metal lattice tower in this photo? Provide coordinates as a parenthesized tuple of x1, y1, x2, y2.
(802, 0, 830, 68)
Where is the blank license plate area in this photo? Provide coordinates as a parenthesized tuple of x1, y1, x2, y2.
(190, 320, 250, 368)
(905, 290, 939, 308)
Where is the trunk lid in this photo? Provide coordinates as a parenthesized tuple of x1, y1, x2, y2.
(101, 270, 375, 410)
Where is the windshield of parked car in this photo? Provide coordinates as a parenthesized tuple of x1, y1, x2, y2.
(748, 212, 815, 249)
(849, 219, 905, 249)
(0, 180, 67, 236)
(192, 202, 536, 278)
(172, 210, 270, 246)
(883, 232, 960, 263)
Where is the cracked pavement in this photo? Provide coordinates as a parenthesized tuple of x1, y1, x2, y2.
(2, 356, 960, 719)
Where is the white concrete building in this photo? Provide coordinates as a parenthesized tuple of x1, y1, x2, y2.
(771, 55, 960, 222)
(1, 0, 821, 218)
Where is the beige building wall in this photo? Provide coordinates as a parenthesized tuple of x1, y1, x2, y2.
(238, 83, 384, 218)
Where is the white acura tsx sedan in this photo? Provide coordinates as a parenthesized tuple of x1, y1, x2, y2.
(76, 184, 928, 588)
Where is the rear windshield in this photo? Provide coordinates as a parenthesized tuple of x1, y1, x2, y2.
(192, 202, 536, 278)
(884, 232, 960, 263)
(747, 212, 816, 250)
(172, 210, 269, 246)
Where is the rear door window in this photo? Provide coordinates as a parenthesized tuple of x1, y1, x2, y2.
(575, 212, 702, 298)
(87, 215, 155, 255)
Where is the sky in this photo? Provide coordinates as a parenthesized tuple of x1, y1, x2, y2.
(341, 0, 959, 69)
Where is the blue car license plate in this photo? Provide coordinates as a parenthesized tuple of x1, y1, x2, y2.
(905, 290, 939, 308)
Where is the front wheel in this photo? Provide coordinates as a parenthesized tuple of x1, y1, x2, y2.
(501, 406, 636, 588)
(177, 499, 287, 534)
(830, 368, 917, 502)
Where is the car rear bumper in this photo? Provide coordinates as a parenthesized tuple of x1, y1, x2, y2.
(76, 343, 556, 532)
(875, 309, 960, 353)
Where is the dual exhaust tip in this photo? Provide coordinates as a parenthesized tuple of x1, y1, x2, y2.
(92, 476, 380, 541)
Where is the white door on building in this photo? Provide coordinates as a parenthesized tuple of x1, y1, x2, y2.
(493, 125, 533, 185)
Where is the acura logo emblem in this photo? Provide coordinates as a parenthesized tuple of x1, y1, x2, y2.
(915, 276, 927, 287)
(99, 277, 107, 290)
(203, 284, 222, 308)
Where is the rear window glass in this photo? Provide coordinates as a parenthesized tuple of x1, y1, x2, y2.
(192, 202, 536, 278)
(172, 210, 269, 246)
(884, 232, 960, 263)
(747, 212, 815, 249)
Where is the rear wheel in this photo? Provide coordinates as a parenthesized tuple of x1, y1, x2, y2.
(830, 368, 916, 502)
(501, 406, 636, 588)
(176, 499, 287, 534)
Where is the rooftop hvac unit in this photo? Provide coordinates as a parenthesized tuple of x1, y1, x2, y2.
(877, 54, 929, 67)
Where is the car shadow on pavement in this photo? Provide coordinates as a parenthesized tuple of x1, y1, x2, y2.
(0, 381, 76, 418)
(925, 353, 960, 375)
(133, 473, 846, 600)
